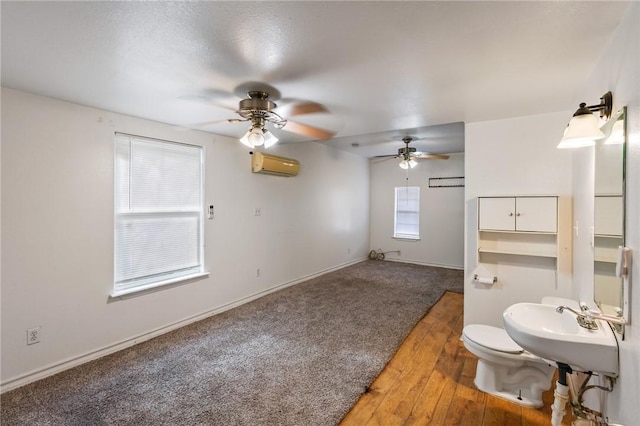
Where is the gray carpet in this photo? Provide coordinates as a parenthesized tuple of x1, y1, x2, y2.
(1, 260, 463, 425)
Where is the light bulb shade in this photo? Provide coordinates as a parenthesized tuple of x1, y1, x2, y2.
(239, 130, 255, 148)
(604, 119, 625, 145)
(248, 127, 265, 146)
(399, 157, 418, 169)
(557, 113, 603, 149)
(263, 130, 278, 148)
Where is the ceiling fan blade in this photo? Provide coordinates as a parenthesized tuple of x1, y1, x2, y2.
(414, 153, 450, 160)
(179, 91, 238, 111)
(371, 157, 398, 164)
(373, 154, 400, 158)
(275, 100, 329, 117)
(283, 120, 336, 140)
(187, 118, 248, 129)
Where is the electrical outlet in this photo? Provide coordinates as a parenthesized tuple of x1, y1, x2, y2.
(254, 207, 261, 216)
(27, 327, 41, 345)
(256, 268, 261, 277)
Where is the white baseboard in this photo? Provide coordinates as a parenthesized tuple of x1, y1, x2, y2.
(0, 257, 366, 393)
(383, 257, 464, 270)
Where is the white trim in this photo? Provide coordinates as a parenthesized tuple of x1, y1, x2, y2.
(113, 134, 205, 297)
(110, 272, 210, 299)
(392, 236, 421, 241)
(383, 257, 464, 270)
(0, 257, 366, 393)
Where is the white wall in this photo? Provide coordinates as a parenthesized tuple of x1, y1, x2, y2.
(0, 88, 370, 390)
(571, 3, 640, 423)
(369, 153, 464, 269)
(464, 112, 574, 327)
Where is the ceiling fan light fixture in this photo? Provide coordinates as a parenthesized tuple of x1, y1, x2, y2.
(399, 158, 417, 169)
(240, 130, 255, 148)
(263, 130, 278, 148)
(228, 83, 334, 145)
(248, 127, 265, 146)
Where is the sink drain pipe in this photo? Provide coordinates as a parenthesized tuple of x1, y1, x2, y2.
(551, 363, 572, 426)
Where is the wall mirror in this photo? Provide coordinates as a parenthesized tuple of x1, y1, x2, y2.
(593, 107, 626, 333)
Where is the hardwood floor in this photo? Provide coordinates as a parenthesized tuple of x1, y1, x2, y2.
(340, 292, 573, 426)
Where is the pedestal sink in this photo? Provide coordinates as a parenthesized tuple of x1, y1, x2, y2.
(503, 303, 619, 376)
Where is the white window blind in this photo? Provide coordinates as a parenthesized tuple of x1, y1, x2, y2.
(394, 186, 420, 239)
(114, 133, 204, 295)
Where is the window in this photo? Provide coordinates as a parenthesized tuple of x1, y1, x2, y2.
(114, 133, 205, 296)
(394, 186, 420, 239)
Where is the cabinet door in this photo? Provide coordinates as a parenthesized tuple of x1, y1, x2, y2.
(478, 197, 515, 231)
(594, 195, 623, 236)
(515, 197, 557, 232)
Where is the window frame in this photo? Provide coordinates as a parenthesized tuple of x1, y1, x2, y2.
(112, 133, 207, 297)
(393, 186, 421, 240)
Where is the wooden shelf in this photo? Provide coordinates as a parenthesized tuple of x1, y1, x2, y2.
(595, 238, 621, 264)
(594, 234, 623, 239)
(478, 229, 556, 236)
(478, 247, 557, 258)
(477, 229, 557, 260)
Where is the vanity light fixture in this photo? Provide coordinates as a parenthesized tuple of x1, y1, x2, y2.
(558, 91, 613, 149)
(604, 118, 625, 145)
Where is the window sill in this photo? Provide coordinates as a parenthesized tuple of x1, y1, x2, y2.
(109, 272, 209, 300)
(393, 236, 421, 241)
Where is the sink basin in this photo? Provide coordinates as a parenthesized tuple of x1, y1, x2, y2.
(503, 303, 619, 376)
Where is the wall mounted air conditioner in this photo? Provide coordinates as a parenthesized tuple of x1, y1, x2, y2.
(251, 152, 300, 176)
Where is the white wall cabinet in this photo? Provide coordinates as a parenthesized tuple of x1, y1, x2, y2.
(476, 196, 571, 277)
(594, 198, 623, 264)
(594, 195, 623, 237)
(478, 196, 557, 233)
(593, 195, 624, 307)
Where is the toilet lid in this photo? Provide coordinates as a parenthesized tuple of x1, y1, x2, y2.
(463, 324, 524, 354)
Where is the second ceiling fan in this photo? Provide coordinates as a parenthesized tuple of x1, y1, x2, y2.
(377, 136, 449, 169)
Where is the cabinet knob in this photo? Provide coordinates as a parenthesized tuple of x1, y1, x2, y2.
(508, 212, 514, 216)
(516, 213, 521, 217)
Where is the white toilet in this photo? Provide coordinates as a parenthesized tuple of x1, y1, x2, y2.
(462, 323, 555, 407)
(462, 297, 579, 408)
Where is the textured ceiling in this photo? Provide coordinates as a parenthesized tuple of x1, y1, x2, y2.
(0, 1, 630, 156)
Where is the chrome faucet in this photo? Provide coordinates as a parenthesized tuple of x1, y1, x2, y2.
(579, 301, 591, 314)
(556, 305, 599, 330)
(555, 305, 580, 316)
(578, 301, 627, 326)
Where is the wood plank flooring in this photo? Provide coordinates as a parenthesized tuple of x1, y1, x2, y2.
(340, 291, 573, 426)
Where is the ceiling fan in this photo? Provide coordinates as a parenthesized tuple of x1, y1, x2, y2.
(377, 136, 449, 169)
(193, 82, 336, 148)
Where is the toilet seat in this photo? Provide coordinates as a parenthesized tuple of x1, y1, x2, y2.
(463, 324, 523, 354)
